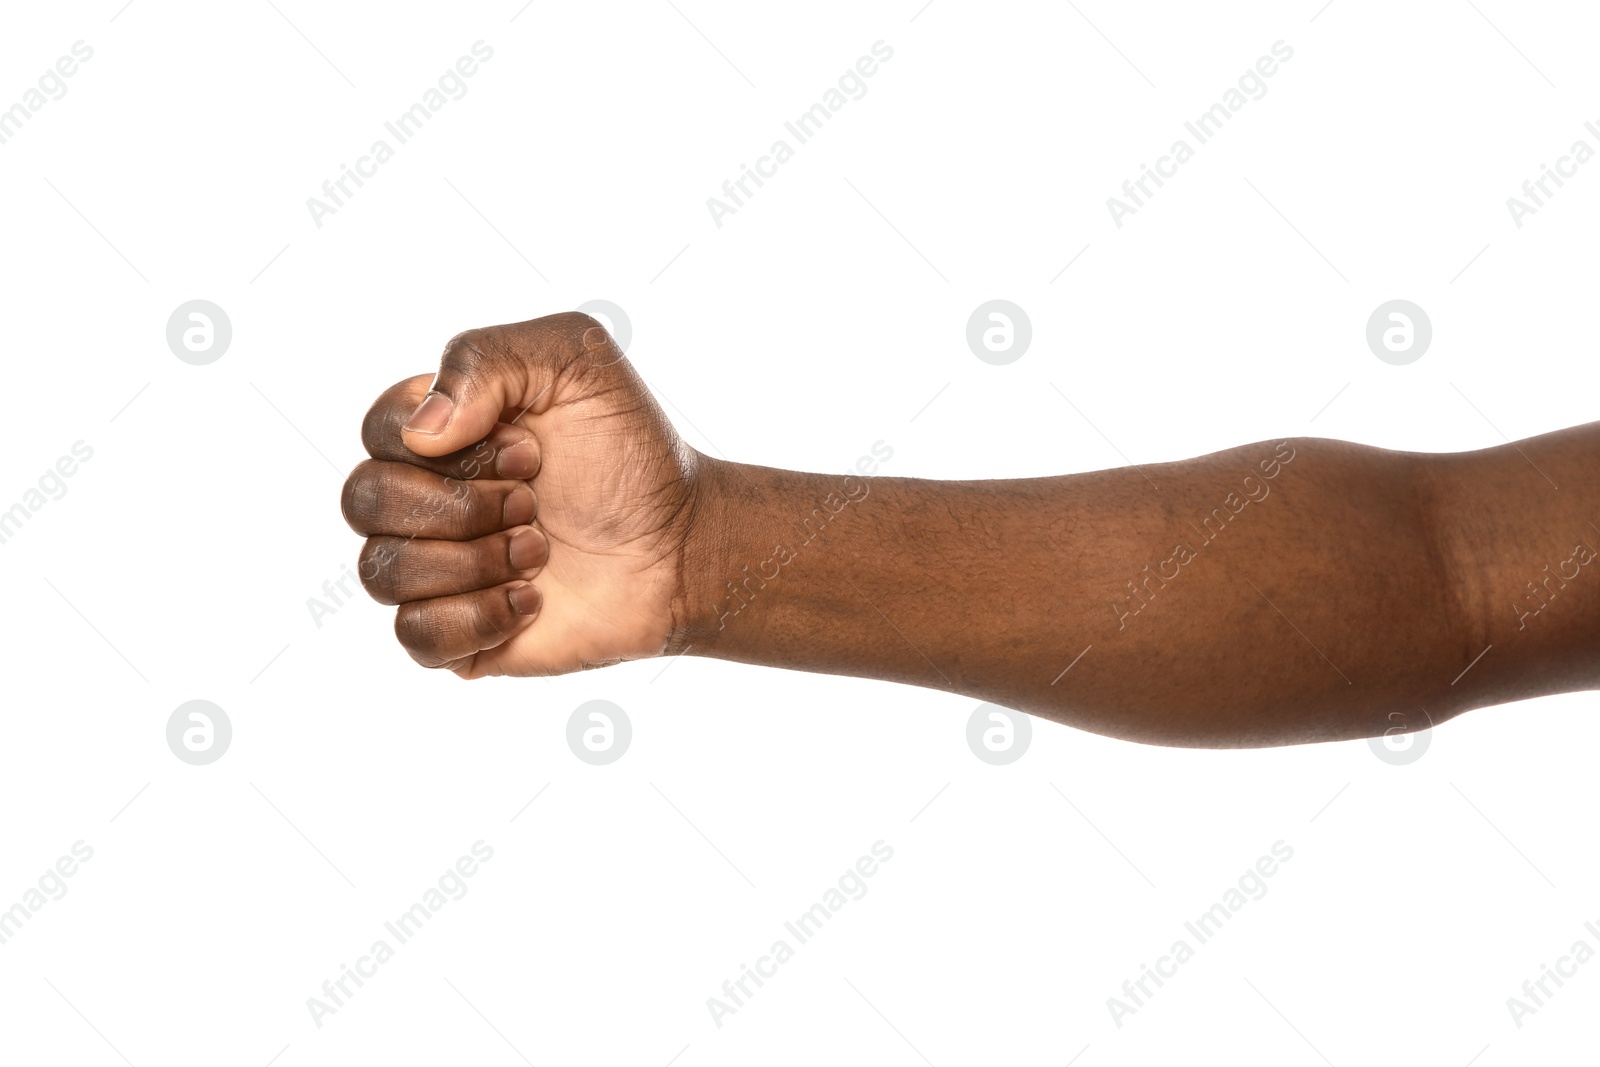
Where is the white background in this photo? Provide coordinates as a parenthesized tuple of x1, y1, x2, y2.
(1, 1, 1597, 1063)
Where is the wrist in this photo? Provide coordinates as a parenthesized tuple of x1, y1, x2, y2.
(668, 453, 747, 656)
(667, 454, 888, 662)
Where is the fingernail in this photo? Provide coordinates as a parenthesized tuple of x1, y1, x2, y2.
(502, 485, 536, 528)
(497, 442, 538, 479)
(508, 526, 547, 570)
(404, 391, 453, 434)
(508, 582, 541, 616)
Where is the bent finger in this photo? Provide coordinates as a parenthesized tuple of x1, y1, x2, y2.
(393, 581, 543, 669)
(358, 526, 549, 605)
(341, 459, 536, 540)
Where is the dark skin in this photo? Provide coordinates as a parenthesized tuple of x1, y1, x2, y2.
(340, 312, 1600, 748)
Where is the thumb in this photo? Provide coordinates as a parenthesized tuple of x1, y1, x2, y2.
(401, 313, 613, 457)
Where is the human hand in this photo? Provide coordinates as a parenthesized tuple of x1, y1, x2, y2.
(340, 312, 707, 677)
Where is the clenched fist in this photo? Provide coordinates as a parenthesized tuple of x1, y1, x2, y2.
(341, 312, 706, 677)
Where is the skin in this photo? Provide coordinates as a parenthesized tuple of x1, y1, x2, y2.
(340, 312, 1600, 748)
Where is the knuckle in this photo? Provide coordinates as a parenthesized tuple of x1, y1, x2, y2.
(557, 311, 617, 362)
(393, 602, 443, 662)
(443, 326, 490, 351)
(469, 539, 506, 587)
(360, 394, 394, 457)
(392, 602, 421, 648)
(383, 468, 463, 538)
(453, 444, 492, 481)
(580, 329, 619, 364)
(369, 466, 406, 519)
(438, 328, 510, 389)
(563, 310, 604, 335)
(340, 460, 384, 531)
(420, 478, 474, 538)
(456, 481, 495, 539)
(358, 538, 403, 604)
(463, 591, 504, 642)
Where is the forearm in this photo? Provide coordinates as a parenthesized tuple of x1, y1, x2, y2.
(1427, 421, 1600, 709)
(675, 428, 1600, 747)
